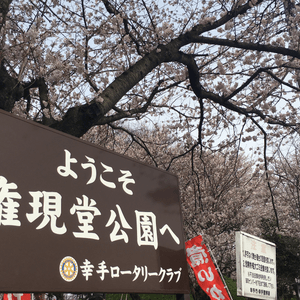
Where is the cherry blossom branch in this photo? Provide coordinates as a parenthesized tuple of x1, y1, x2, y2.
(108, 123, 159, 168)
(251, 117, 280, 229)
(190, 36, 300, 59)
(102, 0, 143, 55)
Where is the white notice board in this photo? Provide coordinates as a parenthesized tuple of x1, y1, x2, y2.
(236, 231, 277, 300)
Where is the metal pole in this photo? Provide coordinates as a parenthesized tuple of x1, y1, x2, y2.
(202, 235, 234, 300)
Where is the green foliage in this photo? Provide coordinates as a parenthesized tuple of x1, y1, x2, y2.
(223, 276, 245, 300)
(260, 218, 300, 299)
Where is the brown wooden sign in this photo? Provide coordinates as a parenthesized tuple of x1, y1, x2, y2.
(0, 110, 189, 294)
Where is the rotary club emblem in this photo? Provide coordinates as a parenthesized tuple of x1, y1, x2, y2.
(59, 256, 78, 282)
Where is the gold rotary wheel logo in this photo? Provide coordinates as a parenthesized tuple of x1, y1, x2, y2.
(59, 256, 78, 282)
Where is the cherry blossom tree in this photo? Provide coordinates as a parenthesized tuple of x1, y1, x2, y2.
(1, 0, 300, 221)
(1, 0, 300, 143)
(85, 125, 274, 299)
(268, 141, 300, 236)
(86, 124, 300, 299)
(1, 0, 300, 297)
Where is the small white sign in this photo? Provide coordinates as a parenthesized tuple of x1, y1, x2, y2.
(236, 231, 277, 300)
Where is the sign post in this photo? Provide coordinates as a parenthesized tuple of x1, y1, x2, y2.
(0, 110, 189, 294)
(236, 231, 277, 300)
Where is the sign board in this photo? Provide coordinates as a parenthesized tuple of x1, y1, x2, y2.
(0, 110, 189, 294)
(236, 231, 276, 300)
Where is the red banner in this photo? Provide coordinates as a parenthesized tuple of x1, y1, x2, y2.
(3, 294, 31, 300)
(185, 235, 231, 300)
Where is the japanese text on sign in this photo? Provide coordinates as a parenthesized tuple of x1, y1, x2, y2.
(236, 231, 276, 300)
(186, 235, 231, 300)
(0, 149, 180, 248)
(0, 109, 190, 294)
(59, 256, 182, 283)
